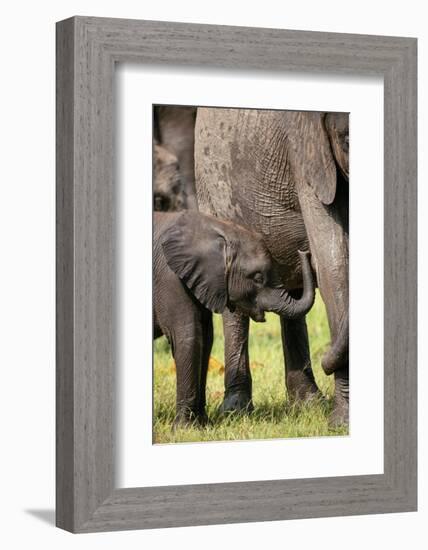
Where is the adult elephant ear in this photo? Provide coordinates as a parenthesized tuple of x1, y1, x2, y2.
(288, 111, 337, 206)
(161, 212, 228, 313)
(325, 112, 349, 181)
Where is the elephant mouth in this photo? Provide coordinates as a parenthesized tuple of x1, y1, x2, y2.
(232, 301, 266, 323)
(249, 309, 266, 323)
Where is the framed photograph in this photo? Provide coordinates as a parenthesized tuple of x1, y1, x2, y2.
(150, 105, 351, 447)
(56, 16, 417, 532)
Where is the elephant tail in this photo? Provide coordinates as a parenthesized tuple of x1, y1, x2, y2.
(321, 314, 349, 376)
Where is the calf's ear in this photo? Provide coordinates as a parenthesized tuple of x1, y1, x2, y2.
(161, 213, 228, 313)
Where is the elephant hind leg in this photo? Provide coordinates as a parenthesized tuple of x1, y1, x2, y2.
(280, 312, 321, 403)
(329, 366, 349, 427)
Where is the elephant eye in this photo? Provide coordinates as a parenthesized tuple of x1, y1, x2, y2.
(252, 272, 264, 285)
(340, 132, 349, 150)
(154, 194, 170, 211)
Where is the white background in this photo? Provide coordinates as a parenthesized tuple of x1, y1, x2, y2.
(118, 67, 384, 487)
(0, 1, 425, 548)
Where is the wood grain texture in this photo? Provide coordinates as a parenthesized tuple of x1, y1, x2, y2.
(56, 16, 417, 533)
(56, 17, 75, 532)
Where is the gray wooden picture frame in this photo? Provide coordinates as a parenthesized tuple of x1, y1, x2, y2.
(56, 16, 417, 533)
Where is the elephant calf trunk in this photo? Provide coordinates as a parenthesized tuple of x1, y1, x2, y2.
(321, 315, 349, 375)
(257, 251, 315, 319)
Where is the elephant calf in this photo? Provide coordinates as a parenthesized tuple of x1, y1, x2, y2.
(153, 141, 187, 211)
(154, 210, 316, 426)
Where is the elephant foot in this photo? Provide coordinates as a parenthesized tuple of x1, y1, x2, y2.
(219, 390, 254, 415)
(329, 367, 349, 428)
(198, 411, 208, 426)
(329, 397, 349, 428)
(173, 408, 206, 429)
(287, 368, 321, 404)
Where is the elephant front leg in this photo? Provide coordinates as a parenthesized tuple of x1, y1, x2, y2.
(220, 309, 253, 414)
(198, 311, 214, 424)
(280, 314, 321, 403)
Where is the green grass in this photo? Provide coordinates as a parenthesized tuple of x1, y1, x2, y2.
(153, 292, 348, 443)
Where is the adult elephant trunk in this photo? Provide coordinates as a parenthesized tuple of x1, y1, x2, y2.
(289, 112, 349, 379)
(299, 183, 349, 377)
(321, 314, 349, 375)
(257, 251, 315, 319)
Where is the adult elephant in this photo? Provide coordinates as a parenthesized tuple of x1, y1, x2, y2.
(154, 105, 198, 210)
(194, 108, 349, 426)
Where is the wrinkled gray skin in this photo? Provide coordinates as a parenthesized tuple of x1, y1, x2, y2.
(195, 108, 349, 426)
(154, 105, 198, 210)
(153, 141, 187, 211)
(154, 210, 315, 425)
